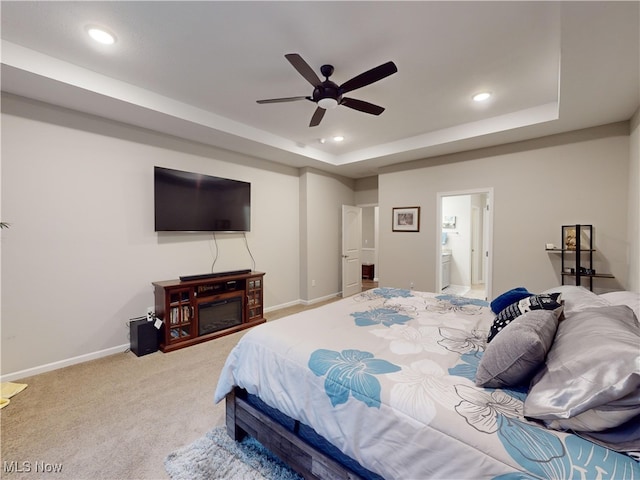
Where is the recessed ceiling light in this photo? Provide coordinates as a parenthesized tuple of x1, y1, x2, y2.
(333, 136, 344, 142)
(472, 92, 492, 102)
(87, 26, 116, 45)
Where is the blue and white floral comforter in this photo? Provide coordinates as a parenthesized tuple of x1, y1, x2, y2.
(215, 288, 639, 479)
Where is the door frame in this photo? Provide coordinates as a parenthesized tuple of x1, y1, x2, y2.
(471, 204, 482, 284)
(436, 188, 493, 299)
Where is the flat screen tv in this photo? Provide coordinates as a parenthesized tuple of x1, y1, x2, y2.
(154, 166, 251, 232)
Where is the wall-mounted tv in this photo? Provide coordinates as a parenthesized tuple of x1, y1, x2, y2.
(154, 166, 251, 232)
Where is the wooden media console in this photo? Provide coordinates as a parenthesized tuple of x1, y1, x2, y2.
(152, 271, 265, 352)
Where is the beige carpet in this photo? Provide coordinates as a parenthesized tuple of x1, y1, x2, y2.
(0, 300, 338, 480)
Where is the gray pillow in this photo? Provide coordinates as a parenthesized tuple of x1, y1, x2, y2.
(476, 309, 561, 388)
(524, 305, 640, 432)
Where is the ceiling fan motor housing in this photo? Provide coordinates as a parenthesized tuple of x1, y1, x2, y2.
(313, 80, 341, 108)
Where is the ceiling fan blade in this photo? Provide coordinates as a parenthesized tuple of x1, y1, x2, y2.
(285, 53, 322, 87)
(340, 61, 397, 94)
(341, 97, 385, 115)
(257, 96, 309, 104)
(309, 107, 325, 127)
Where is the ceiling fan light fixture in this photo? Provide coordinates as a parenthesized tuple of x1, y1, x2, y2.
(318, 97, 338, 109)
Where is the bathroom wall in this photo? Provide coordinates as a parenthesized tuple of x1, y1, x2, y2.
(442, 195, 472, 286)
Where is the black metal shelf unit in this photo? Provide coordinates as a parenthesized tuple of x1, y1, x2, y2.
(555, 224, 614, 291)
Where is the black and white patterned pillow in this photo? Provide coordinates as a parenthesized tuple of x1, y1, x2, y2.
(487, 293, 562, 343)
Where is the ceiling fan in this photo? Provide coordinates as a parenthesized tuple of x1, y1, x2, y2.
(257, 53, 398, 127)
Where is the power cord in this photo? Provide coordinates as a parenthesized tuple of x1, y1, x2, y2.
(243, 232, 256, 271)
(209, 231, 256, 272)
(210, 232, 219, 273)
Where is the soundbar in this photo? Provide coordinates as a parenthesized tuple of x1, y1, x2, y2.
(179, 269, 251, 282)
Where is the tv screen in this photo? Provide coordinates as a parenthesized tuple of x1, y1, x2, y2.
(154, 166, 251, 232)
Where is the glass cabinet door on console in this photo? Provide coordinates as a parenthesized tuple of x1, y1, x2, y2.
(167, 288, 193, 342)
(247, 276, 263, 321)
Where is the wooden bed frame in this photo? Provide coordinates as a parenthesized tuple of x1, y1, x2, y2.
(225, 387, 365, 480)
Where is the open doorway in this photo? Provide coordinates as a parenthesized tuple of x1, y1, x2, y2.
(360, 205, 379, 289)
(341, 204, 379, 297)
(436, 189, 493, 300)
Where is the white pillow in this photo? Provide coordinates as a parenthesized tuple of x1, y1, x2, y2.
(599, 291, 640, 319)
(541, 286, 611, 315)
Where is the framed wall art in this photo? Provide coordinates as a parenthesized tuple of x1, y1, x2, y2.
(392, 206, 420, 232)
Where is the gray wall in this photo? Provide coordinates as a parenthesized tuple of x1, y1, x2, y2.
(1, 95, 304, 375)
(378, 123, 633, 296)
(299, 168, 355, 301)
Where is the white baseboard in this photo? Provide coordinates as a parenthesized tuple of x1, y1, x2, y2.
(264, 292, 341, 311)
(263, 300, 300, 312)
(300, 292, 341, 306)
(3, 295, 342, 382)
(0, 344, 129, 383)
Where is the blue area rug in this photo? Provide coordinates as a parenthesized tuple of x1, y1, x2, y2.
(165, 426, 303, 480)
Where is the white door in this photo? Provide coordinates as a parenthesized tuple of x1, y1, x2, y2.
(342, 205, 362, 297)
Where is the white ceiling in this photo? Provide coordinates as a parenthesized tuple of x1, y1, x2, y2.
(1, 1, 638, 178)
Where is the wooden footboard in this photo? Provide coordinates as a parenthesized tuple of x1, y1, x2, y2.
(225, 387, 364, 480)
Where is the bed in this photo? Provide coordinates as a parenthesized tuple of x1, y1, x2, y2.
(214, 286, 640, 479)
